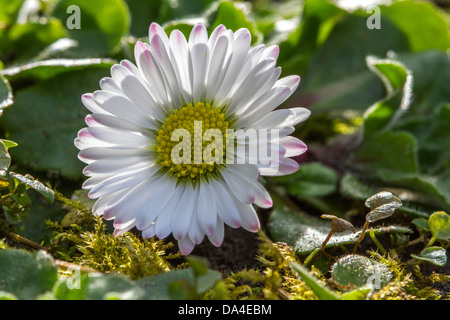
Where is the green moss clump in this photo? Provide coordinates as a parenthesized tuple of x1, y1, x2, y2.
(48, 192, 181, 280)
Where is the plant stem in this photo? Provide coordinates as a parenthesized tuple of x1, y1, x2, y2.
(0, 229, 49, 252)
(425, 236, 436, 248)
(321, 229, 333, 251)
(369, 227, 386, 255)
(304, 248, 320, 267)
(353, 220, 370, 253)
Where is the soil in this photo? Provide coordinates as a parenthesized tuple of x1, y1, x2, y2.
(191, 225, 261, 274)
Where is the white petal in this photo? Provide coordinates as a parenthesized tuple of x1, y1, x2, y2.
(113, 223, 135, 237)
(282, 107, 311, 127)
(278, 136, 307, 157)
(261, 45, 280, 60)
(87, 165, 157, 199)
(235, 87, 291, 127)
(148, 22, 170, 51)
(252, 181, 273, 209)
(275, 75, 301, 92)
(169, 30, 192, 101)
(172, 184, 197, 240)
(227, 164, 259, 183)
(155, 183, 185, 239)
(82, 93, 108, 114)
(221, 168, 255, 204)
(188, 201, 205, 245)
(211, 180, 242, 228)
(197, 182, 217, 236)
(135, 41, 169, 106)
(93, 90, 158, 130)
(79, 146, 148, 163)
(142, 223, 156, 239)
(85, 114, 149, 133)
(205, 33, 232, 103)
(82, 157, 154, 176)
(79, 127, 149, 147)
(102, 180, 146, 220)
(92, 189, 128, 216)
(227, 58, 277, 114)
(207, 217, 224, 247)
(134, 177, 177, 230)
(190, 43, 209, 103)
(232, 199, 260, 233)
(252, 109, 293, 129)
(207, 24, 226, 49)
(99, 77, 121, 94)
(150, 34, 183, 108)
(189, 23, 208, 46)
(119, 73, 165, 122)
(214, 28, 251, 106)
(178, 236, 195, 255)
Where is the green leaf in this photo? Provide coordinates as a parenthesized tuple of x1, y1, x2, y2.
(428, 211, 450, 241)
(6, 18, 67, 61)
(267, 195, 412, 255)
(331, 254, 392, 292)
(351, 131, 419, 177)
(411, 247, 447, 267)
(272, 162, 338, 198)
(291, 262, 340, 300)
(339, 173, 376, 201)
(0, 291, 18, 300)
(52, 0, 130, 56)
(297, 13, 409, 112)
(382, 1, 450, 52)
(84, 274, 144, 300)
(3, 197, 30, 224)
(124, 0, 163, 37)
(1, 58, 115, 81)
(365, 191, 402, 223)
(0, 75, 13, 115)
(9, 172, 54, 203)
(0, 249, 58, 299)
(0, 67, 111, 179)
(412, 218, 430, 231)
(0, 140, 12, 171)
(210, 1, 261, 44)
(137, 268, 221, 300)
(363, 57, 413, 138)
(0, 0, 25, 25)
(159, 0, 214, 23)
(13, 192, 65, 243)
(186, 255, 209, 277)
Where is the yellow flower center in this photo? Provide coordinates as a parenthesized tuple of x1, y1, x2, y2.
(156, 102, 230, 181)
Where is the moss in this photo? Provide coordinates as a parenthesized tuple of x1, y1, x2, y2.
(48, 193, 181, 280)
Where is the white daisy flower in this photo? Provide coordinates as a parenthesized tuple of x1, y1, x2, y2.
(75, 22, 310, 255)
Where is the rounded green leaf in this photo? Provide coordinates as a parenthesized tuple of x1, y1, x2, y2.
(52, 0, 130, 56)
(210, 1, 261, 44)
(0, 66, 112, 179)
(273, 162, 339, 198)
(0, 249, 58, 300)
(365, 191, 402, 222)
(10, 172, 54, 203)
(382, 1, 450, 52)
(411, 247, 447, 267)
(331, 254, 392, 291)
(428, 211, 450, 241)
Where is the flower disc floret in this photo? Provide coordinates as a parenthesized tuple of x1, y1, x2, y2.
(156, 102, 230, 181)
